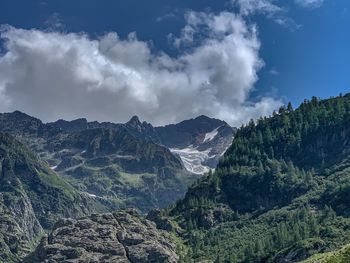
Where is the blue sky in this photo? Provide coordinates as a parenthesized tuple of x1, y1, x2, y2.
(256, 0, 350, 105)
(0, 0, 349, 125)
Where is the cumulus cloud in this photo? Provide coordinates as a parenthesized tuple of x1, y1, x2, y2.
(294, 0, 324, 8)
(0, 11, 281, 126)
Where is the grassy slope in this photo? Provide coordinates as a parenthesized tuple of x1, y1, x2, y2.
(40, 127, 199, 213)
(302, 244, 350, 263)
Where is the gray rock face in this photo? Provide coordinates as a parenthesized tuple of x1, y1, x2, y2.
(0, 193, 43, 262)
(25, 209, 179, 263)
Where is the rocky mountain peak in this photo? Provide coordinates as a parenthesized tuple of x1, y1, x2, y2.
(155, 115, 236, 174)
(48, 118, 88, 132)
(126, 115, 142, 127)
(0, 111, 44, 135)
(11, 110, 28, 116)
(194, 114, 215, 122)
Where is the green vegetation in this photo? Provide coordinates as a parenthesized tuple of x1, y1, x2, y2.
(301, 244, 350, 263)
(4, 94, 350, 262)
(0, 133, 105, 262)
(10, 120, 200, 213)
(166, 94, 350, 262)
(0, 111, 202, 261)
(53, 128, 199, 213)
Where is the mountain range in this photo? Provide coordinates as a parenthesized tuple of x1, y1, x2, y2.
(2, 94, 350, 262)
(48, 114, 236, 174)
(0, 111, 235, 213)
(0, 110, 234, 262)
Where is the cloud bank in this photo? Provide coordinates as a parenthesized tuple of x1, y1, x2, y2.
(0, 11, 281, 126)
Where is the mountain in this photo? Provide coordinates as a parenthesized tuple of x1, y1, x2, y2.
(0, 110, 43, 134)
(0, 111, 202, 213)
(48, 115, 236, 174)
(24, 209, 179, 263)
(0, 111, 234, 261)
(5, 94, 350, 262)
(0, 133, 103, 262)
(44, 127, 196, 212)
(162, 94, 350, 262)
(158, 115, 236, 174)
(47, 118, 90, 133)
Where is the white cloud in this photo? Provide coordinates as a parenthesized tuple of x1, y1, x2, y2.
(232, 0, 283, 16)
(269, 68, 279, 75)
(44, 13, 64, 30)
(294, 0, 324, 8)
(0, 11, 281, 126)
(231, 0, 301, 30)
(156, 13, 177, 22)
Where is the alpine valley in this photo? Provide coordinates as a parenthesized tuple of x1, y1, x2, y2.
(2, 94, 350, 263)
(0, 111, 234, 262)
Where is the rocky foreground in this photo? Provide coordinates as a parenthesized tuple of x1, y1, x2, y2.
(24, 209, 179, 263)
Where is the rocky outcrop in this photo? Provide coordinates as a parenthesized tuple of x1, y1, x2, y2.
(0, 192, 43, 262)
(25, 209, 179, 263)
(0, 133, 109, 262)
(146, 210, 175, 232)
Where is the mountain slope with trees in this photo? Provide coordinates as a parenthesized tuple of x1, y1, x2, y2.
(163, 93, 350, 262)
(3, 94, 350, 262)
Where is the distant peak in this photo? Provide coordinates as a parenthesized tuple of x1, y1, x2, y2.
(72, 118, 88, 123)
(195, 115, 212, 121)
(12, 110, 24, 114)
(8, 110, 40, 122)
(11, 110, 28, 116)
(194, 115, 226, 125)
(54, 118, 87, 123)
(126, 115, 141, 126)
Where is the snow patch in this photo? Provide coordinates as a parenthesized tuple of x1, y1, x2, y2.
(85, 192, 98, 198)
(203, 127, 220, 142)
(170, 146, 211, 175)
(81, 191, 103, 199)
